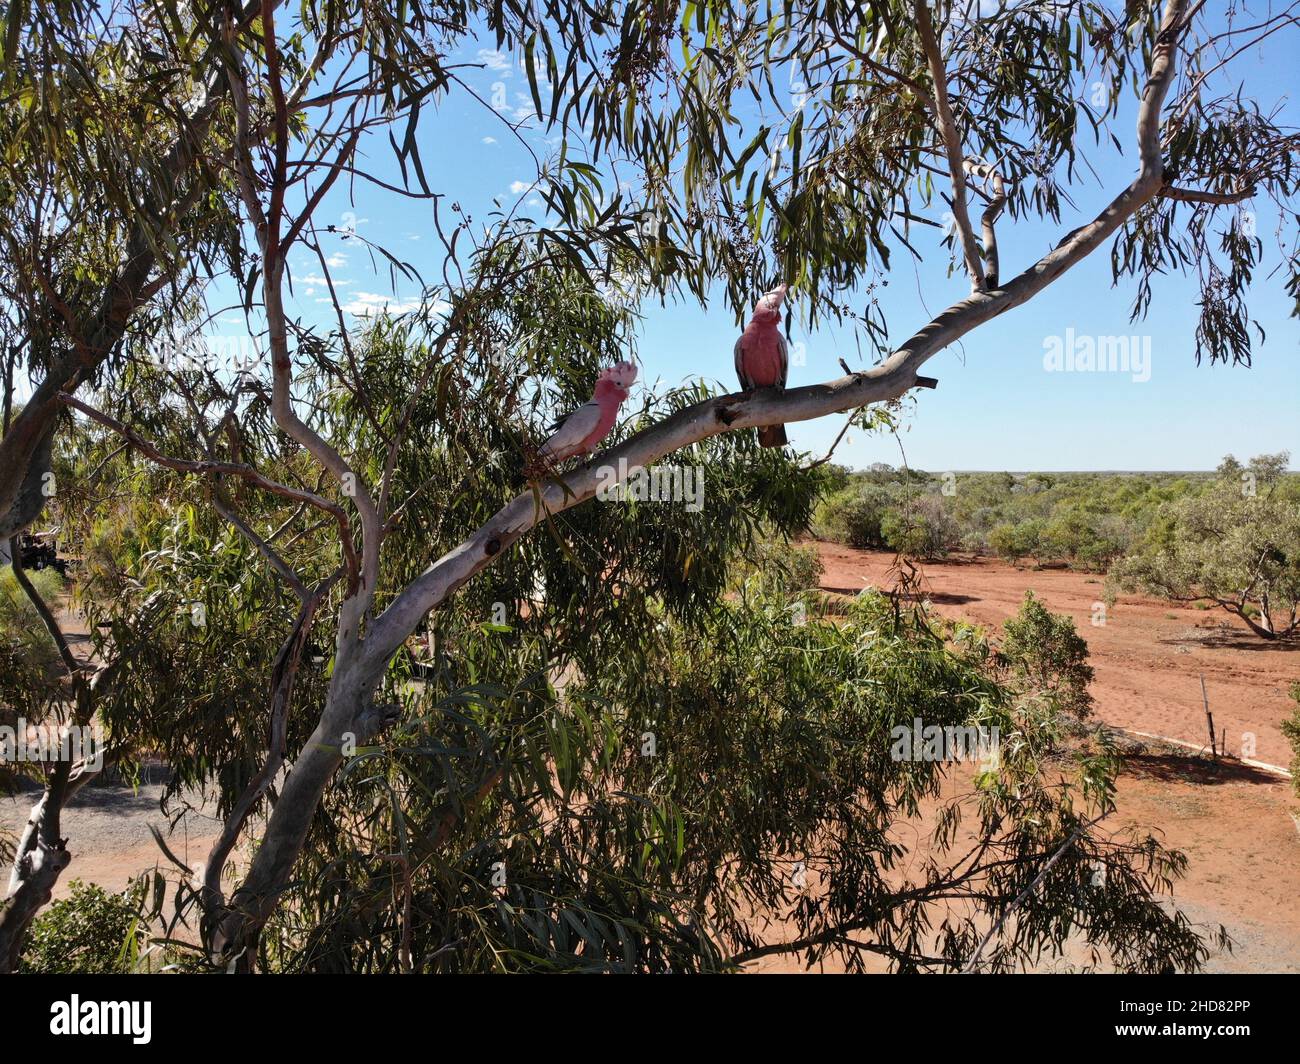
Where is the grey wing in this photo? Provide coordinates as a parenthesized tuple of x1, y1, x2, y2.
(776, 332, 789, 390)
(734, 335, 754, 391)
(540, 399, 602, 458)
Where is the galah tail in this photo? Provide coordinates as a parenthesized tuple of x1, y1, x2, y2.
(536, 360, 638, 466)
(734, 282, 789, 448)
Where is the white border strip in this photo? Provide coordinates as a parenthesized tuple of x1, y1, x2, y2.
(1118, 727, 1293, 778)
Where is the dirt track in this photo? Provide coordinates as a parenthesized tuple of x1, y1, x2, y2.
(0, 772, 221, 899)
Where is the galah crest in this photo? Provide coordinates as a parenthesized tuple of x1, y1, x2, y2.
(536, 361, 638, 466)
(734, 282, 789, 447)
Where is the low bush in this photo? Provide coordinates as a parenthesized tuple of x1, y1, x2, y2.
(1281, 682, 1300, 796)
(999, 591, 1095, 719)
(19, 879, 147, 974)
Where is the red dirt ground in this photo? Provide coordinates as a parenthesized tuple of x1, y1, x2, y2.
(798, 542, 1300, 972)
(816, 542, 1297, 767)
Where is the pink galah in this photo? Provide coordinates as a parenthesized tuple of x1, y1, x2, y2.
(536, 360, 638, 466)
(733, 282, 790, 447)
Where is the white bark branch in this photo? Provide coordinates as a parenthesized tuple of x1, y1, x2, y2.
(228, 0, 381, 631)
(1160, 183, 1256, 205)
(966, 157, 1008, 286)
(914, 0, 986, 292)
(363, 0, 1189, 672)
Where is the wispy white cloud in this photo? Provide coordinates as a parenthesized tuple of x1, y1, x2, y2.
(325, 251, 347, 268)
(509, 179, 534, 195)
(482, 136, 497, 145)
(342, 292, 420, 316)
(493, 90, 546, 123)
(297, 273, 351, 290)
(477, 48, 512, 75)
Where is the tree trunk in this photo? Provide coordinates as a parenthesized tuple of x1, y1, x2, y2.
(0, 423, 56, 541)
(0, 845, 71, 973)
(0, 742, 116, 973)
(210, 659, 392, 968)
(1227, 601, 1279, 640)
(0, 791, 70, 973)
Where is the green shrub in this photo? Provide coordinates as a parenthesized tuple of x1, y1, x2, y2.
(736, 539, 824, 596)
(783, 543, 824, 592)
(1282, 682, 1300, 796)
(1000, 591, 1095, 718)
(809, 463, 1297, 583)
(879, 496, 957, 560)
(990, 519, 1044, 565)
(1039, 510, 1126, 571)
(19, 879, 147, 974)
(1109, 453, 1300, 640)
(813, 486, 892, 549)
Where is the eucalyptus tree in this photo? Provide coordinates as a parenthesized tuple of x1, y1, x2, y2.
(0, 378, 313, 969)
(258, 586, 1217, 972)
(0, 557, 131, 972)
(0, 0, 472, 536)
(2, 0, 1298, 970)
(0, 0, 559, 963)
(1110, 452, 1300, 640)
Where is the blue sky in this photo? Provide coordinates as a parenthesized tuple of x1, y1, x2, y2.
(267, 14, 1299, 473)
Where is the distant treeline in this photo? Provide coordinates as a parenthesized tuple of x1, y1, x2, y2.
(813, 455, 1298, 573)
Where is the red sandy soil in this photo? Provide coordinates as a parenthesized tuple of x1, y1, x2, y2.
(816, 543, 1297, 767)
(788, 542, 1300, 972)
